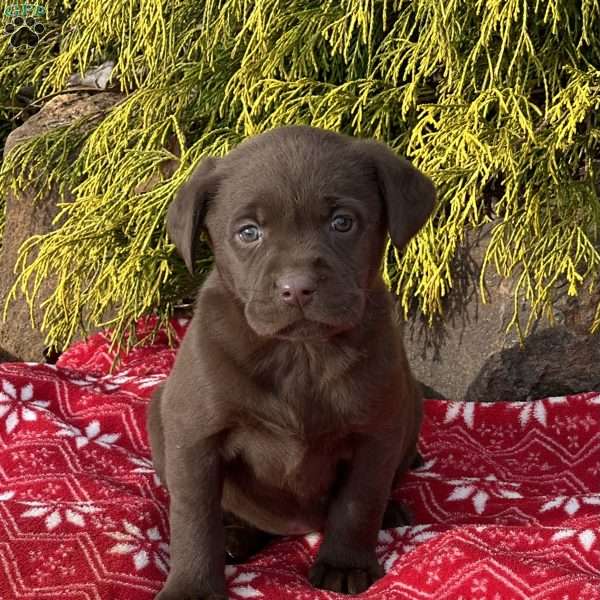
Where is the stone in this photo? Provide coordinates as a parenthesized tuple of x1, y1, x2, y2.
(3, 91, 124, 154)
(465, 325, 600, 402)
(0, 91, 124, 361)
(402, 223, 600, 402)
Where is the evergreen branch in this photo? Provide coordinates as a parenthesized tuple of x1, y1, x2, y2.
(0, 0, 598, 352)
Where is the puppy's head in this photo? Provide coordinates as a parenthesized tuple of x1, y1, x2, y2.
(168, 126, 435, 340)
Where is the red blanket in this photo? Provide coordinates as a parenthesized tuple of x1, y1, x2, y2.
(1, 318, 599, 599)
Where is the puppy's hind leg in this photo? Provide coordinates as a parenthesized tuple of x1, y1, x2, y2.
(146, 385, 167, 486)
(381, 499, 414, 528)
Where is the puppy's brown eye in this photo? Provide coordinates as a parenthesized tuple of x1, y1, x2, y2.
(331, 215, 354, 233)
(238, 225, 261, 243)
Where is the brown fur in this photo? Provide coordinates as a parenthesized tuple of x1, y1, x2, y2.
(147, 126, 436, 599)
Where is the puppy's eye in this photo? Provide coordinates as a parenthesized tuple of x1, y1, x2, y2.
(238, 224, 262, 243)
(331, 215, 354, 233)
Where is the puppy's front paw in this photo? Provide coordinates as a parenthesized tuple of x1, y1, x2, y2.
(308, 558, 383, 595)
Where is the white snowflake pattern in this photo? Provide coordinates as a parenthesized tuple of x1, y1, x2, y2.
(304, 531, 321, 548)
(509, 396, 567, 428)
(135, 375, 166, 390)
(106, 521, 169, 573)
(225, 565, 264, 598)
(56, 419, 120, 449)
(551, 528, 598, 552)
(444, 402, 475, 429)
(577, 414, 597, 433)
(376, 525, 440, 572)
(20, 500, 101, 530)
(66, 373, 121, 393)
(411, 543, 465, 586)
(0, 490, 15, 501)
(481, 526, 545, 548)
(446, 475, 522, 514)
(540, 494, 600, 516)
(471, 577, 488, 594)
(100, 374, 134, 386)
(412, 458, 442, 479)
(0, 380, 50, 434)
(98, 372, 166, 391)
(588, 462, 600, 477)
(129, 455, 162, 486)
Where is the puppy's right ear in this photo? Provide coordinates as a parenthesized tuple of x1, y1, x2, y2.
(167, 157, 219, 274)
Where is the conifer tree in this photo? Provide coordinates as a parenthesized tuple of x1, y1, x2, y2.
(0, 0, 598, 351)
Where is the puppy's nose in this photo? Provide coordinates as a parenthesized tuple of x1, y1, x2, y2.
(277, 273, 317, 307)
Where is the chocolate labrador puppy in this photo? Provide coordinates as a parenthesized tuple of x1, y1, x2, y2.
(147, 125, 435, 599)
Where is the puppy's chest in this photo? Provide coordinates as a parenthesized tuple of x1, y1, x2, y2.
(223, 342, 368, 496)
(224, 417, 353, 499)
(224, 366, 358, 497)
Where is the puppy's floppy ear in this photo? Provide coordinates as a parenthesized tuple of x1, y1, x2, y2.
(167, 157, 219, 273)
(358, 140, 436, 250)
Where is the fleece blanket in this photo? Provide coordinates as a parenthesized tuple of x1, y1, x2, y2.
(0, 318, 599, 600)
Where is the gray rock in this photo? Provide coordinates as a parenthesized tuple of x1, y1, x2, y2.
(403, 223, 600, 401)
(465, 326, 600, 402)
(0, 91, 124, 362)
(67, 60, 116, 90)
(4, 91, 123, 154)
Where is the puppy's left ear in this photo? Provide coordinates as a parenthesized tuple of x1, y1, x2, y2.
(167, 157, 219, 274)
(358, 140, 436, 250)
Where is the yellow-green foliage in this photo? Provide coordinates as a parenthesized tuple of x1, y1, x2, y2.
(0, 0, 599, 352)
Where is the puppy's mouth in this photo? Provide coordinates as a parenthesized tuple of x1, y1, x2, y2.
(273, 319, 347, 341)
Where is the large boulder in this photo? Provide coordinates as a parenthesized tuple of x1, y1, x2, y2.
(0, 91, 124, 361)
(403, 224, 600, 401)
(465, 323, 600, 402)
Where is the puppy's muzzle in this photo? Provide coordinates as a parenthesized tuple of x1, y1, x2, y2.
(277, 272, 317, 307)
